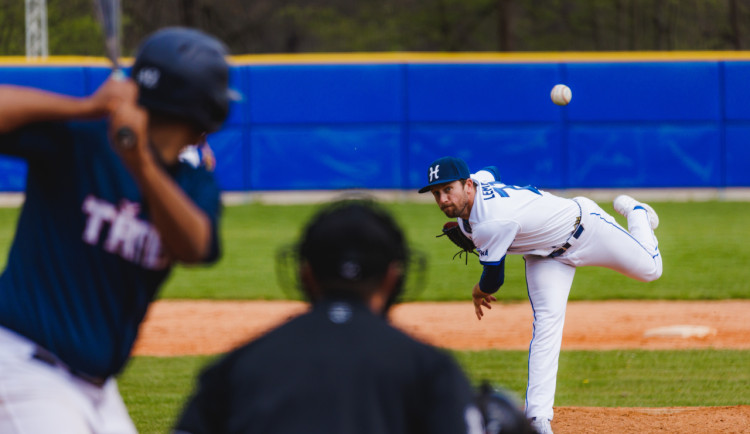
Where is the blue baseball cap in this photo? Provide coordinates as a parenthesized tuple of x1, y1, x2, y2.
(418, 156, 470, 193)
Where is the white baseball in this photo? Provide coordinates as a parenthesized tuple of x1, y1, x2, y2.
(550, 84, 572, 106)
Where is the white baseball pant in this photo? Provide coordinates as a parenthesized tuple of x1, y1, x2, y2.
(0, 326, 137, 434)
(523, 197, 662, 421)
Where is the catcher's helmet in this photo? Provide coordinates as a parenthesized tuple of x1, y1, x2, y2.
(299, 200, 407, 296)
(131, 27, 236, 133)
(276, 197, 427, 307)
(476, 382, 535, 434)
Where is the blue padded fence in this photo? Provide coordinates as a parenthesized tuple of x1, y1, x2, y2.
(1, 58, 749, 192)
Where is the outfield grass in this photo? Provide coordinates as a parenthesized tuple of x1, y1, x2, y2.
(0, 200, 749, 300)
(162, 200, 750, 300)
(119, 350, 750, 433)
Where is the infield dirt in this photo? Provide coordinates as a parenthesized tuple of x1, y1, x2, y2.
(133, 300, 750, 433)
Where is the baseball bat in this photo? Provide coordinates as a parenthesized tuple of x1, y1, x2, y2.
(93, 0, 136, 149)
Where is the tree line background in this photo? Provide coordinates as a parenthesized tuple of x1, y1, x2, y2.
(2, 0, 750, 56)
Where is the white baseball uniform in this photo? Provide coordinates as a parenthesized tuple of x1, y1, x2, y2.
(458, 174, 662, 422)
(0, 326, 137, 434)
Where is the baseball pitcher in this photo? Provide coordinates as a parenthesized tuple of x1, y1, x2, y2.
(420, 156, 662, 434)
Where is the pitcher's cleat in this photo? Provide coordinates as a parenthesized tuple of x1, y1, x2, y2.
(613, 195, 659, 230)
(530, 417, 553, 434)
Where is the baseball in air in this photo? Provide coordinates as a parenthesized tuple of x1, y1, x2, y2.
(550, 84, 572, 106)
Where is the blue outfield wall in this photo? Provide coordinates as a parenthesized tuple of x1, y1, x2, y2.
(1, 57, 750, 191)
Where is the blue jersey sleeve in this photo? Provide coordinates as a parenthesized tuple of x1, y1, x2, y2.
(173, 163, 222, 264)
(478, 256, 506, 294)
(0, 122, 71, 160)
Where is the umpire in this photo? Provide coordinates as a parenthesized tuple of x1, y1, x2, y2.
(173, 200, 484, 434)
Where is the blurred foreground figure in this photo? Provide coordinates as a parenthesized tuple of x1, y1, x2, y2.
(174, 200, 484, 434)
(476, 382, 536, 434)
(0, 27, 232, 433)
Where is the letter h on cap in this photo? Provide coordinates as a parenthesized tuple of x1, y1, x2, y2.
(428, 164, 440, 182)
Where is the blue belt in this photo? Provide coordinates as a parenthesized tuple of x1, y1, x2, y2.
(548, 224, 585, 258)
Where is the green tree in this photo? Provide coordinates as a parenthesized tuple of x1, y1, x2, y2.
(0, 0, 25, 55)
(47, 0, 105, 56)
(4, 0, 750, 56)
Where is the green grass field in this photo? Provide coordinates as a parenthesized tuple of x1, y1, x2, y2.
(162, 200, 750, 300)
(119, 350, 750, 433)
(1, 200, 749, 433)
(1, 200, 748, 300)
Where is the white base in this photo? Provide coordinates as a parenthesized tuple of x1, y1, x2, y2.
(643, 325, 716, 339)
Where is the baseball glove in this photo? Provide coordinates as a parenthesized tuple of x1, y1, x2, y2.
(437, 221, 478, 264)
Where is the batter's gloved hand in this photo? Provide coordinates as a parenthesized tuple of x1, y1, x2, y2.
(437, 221, 478, 264)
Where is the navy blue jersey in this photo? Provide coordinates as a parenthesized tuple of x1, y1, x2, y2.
(0, 120, 221, 378)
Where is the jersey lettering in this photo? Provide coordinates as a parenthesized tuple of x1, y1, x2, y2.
(482, 182, 542, 200)
(481, 183, 497, 199)
(477, 247, 489, 257)
(81, 195, 169, 270)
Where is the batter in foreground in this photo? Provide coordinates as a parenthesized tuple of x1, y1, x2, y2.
(419, 156, 663, 434)
(0, 27, 232, 433)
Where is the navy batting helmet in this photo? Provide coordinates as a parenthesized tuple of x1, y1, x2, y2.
(131, 27, 236, 133)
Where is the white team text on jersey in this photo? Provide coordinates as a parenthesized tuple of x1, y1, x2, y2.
(81, 195, 168, 270)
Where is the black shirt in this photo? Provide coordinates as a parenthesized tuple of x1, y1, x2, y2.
(174, 298, 481, 434)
